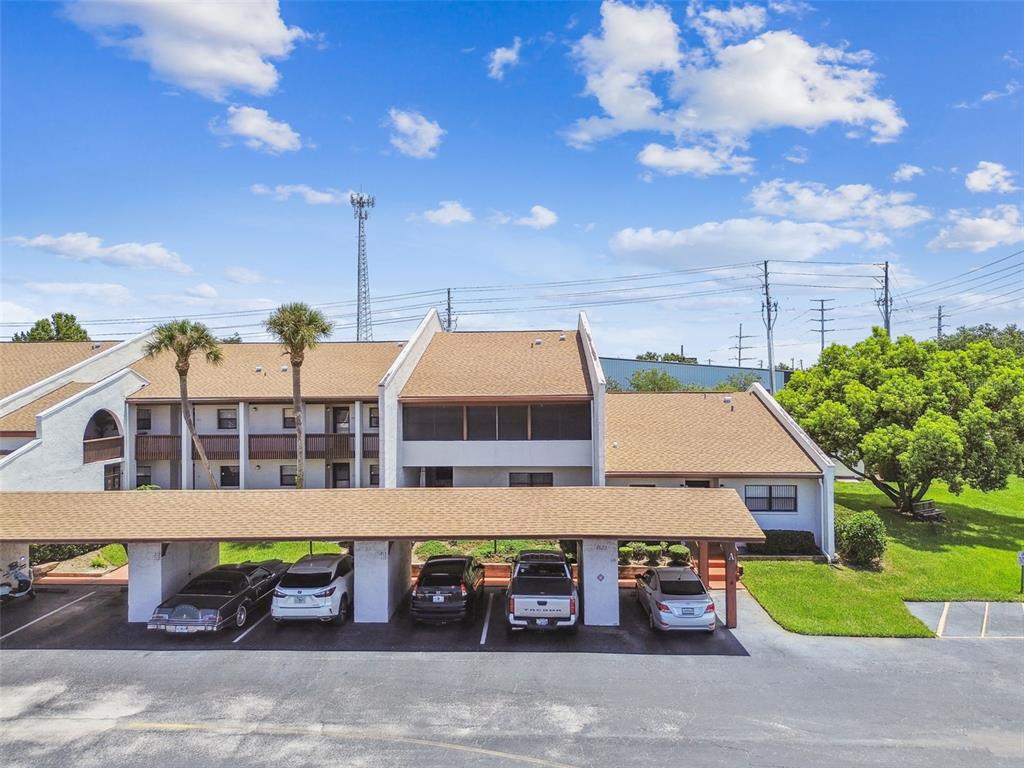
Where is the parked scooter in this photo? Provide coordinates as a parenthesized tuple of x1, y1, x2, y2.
(0, 556, 35, 602)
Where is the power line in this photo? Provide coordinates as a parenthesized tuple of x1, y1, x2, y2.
(809, 298, 835, 352)
(730, 322, 755, 367)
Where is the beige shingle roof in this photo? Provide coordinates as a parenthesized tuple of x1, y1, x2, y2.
(0, 341, 116, 398)
(129, 342, 403, 401)
(605, 391, 821, 476)
(0, 487, 764, 543)
(401, 331, 592, 400)
(0, 382, 92, 433)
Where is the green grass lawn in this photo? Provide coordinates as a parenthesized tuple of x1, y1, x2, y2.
(413, 539, 561, 562)
(219, 541, 345, 564)
(743, 477, 1024, 637)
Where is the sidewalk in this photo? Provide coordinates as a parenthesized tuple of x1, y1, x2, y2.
(36, 564, 128, 587)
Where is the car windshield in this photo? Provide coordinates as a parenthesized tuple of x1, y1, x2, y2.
(420, 564, 463, 586)
(280, 571, 333, 589)
(660, 579, 706, 596)
(518, 562, 567, 578)
(179, 576, 241, 595)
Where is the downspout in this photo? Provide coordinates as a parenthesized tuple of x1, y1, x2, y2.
(819, 477, 834, 562)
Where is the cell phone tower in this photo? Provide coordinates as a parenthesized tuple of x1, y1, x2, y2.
(351, 192, 375, 341)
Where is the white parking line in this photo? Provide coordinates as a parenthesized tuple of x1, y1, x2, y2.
(980, 602, 990, 638)
(935, 602, 950, 637)
(0, 591, 96, 641)
(232, 612, 270, 644)
(479, 593, 495, 646)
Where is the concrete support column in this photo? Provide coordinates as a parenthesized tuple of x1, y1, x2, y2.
(698, 541, 710, 586)
(238, 401, 248, 490)
(724, 542, 738, 629)
(353, 540, 411, 623)
(126, 541, 219, 622)
(124, 402, 136, 491)
(580, 538, 619, 626)
(180, 409, 193, 489)
(353, 400, 363, 488)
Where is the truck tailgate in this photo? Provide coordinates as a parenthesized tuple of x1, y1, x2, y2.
(512, 596, 571, 619)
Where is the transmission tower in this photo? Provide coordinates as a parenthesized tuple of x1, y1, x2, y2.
(730, 322, 754, 367)
(935, 305, 945, 340)
(351, 192, 375, 341)
(809, 298, 835, 353)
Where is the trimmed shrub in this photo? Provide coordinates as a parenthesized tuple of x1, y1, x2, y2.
(414, 540, 458, 559)
(29, 543, 106, 565)
(644, 544, 663, 565)
(744, 530, 820, 556)
(667, 544, 691, 565)
(618, 547, 633, 566)
(836, 510, 887, 566)
(625, 541, 647, 562)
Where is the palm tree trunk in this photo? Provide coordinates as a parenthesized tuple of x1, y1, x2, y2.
(180, 373, 218, 489)
(292, 362, 304, 489)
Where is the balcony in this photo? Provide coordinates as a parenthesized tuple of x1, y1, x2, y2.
(362, 432, 380, 458)
(249, 433, 355, 461)
(191, 434, 239, 461)
(83, 436, 124, 464)
(135, 434, 180, 461)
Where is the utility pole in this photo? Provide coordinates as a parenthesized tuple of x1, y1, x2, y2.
(810, 298, 835, 353)
(936, 304, 944, 340)
(443, 288, 453, 332)
(351, 192, 375, 341)
(730, 322, 754, 367)
(875, 260, 893, 338)
(761, 260, 779, 394)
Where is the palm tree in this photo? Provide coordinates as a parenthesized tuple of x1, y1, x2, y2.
(145, 320, 224, 489)
(264, 303, 334, 489)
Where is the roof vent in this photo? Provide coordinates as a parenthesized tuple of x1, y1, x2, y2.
(255, 366, 263, 373)
(90, 342, 102, 350)
(280, 365, 288, 372)
(723, 395, 733, 404)
(532, 338, 543, 347)
(559, 333, 566, 342)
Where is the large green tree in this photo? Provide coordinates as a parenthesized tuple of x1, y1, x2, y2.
(264, 303, 334, 489)
(938, 323, 1024, 357)
(628, 368, 683, 392)
(13, 312, 89, 341)
(778, 328, 1024, 513)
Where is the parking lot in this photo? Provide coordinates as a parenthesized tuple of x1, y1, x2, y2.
(0, 585, 746, 656)
(906, 601, 1024, 639)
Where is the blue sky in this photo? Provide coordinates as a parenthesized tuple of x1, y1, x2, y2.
(1, 1, 1021, 365)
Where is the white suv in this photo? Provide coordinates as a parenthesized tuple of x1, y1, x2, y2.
(271, 554, 353, 624)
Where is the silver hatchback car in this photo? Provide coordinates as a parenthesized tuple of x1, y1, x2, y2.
(635, 567, 717, 633)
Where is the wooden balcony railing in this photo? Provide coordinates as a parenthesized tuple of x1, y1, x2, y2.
(135, 434, 181, 461)
(192, 434, 239, 461)
(307, 433, 354, 460)
(362, 432, 380, 458)
(249, 433, 355, 460)
(83, 436, 124, 464)
(249, 433, 297, 460)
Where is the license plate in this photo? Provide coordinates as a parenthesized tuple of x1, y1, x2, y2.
(432, 595, 445, 603)
(536, 618, 549, 626)
(680, 608, 694, 616)
(294, 596, 306, 604)
(174, 625, 188, 633)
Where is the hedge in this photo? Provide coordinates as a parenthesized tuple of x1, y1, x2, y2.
(29, 543, 107, 565)
(744, 530, 820, 556)
(667, 544, 691, 565)
(836, 510, 887, 565)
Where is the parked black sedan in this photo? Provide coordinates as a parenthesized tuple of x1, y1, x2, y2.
(410, 556, 486, 624)
(147, 560, 288, 634)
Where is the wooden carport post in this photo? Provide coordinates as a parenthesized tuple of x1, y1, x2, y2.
(698, 541, 710, 587)
(724, 541, 738, 629)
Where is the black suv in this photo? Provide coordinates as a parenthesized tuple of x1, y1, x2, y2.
(410, 556, 486, 624)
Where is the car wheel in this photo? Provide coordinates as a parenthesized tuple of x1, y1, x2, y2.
(648, 612, 657, 632)
(338, 594, 350, 624)
(235, 603, 249, 629)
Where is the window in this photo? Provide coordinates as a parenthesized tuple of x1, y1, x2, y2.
(332, 463, 350, 488)
(220, 465, 240, 488)
(744, 484, 797, 512)
(403, 406, 462, 440)
(217, 408, 237, 430)
(684, 480, 712, 488)
(509, 472, 553, 487)
(368, 407, 379, 428)
(136, 465, 152, 488)
(466, 406, 497, 440)
(531, 403, 591, 440)
(280, 464, 297, 487)
(629, 483, 656, 487)
(136, 408, 152, 431)
(332, 406, 350, 432)
(498, 406, 528, 440)
(369, 464, 380, 487)
(282, 407, 295, 429)
(425, 466, 453, 487)
(103, 463, 122, 491)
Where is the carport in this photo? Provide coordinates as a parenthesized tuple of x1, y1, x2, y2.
(0, 487, 764, 629)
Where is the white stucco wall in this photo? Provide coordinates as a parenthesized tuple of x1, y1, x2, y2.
(246, 402, 295, 432)
(133, 404, 175, 434)
(577, 312, 606, 486)
(400, 439, 593, 469)
(192, 404, 239, 433)
(581, 538, 618, 626)
(0, 370, 147, 491)
(605, 476, 720, 488)
(453, 466, 593, 487)
(126, 541, 219, 622)
(353, 539, 411, 623)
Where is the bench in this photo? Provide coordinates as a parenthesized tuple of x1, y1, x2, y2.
(911, 500, 944, 522)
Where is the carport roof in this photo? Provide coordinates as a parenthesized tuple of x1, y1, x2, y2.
(0, 487, 764, 543)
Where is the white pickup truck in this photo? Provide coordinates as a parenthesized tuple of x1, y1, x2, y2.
(505, 550, 579, 633)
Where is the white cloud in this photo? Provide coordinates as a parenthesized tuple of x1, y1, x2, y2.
(251, 183, 346, 204)
(386, 108, 445, 159)
(567, 2, 905, 169)
(964, 161, 1020, 194)
(749, 179, 931, 229)
(224, 266, 267, 284)
(215, 106, 302, 153)
(928, 205, 1024, 253)
(9, 232, 191, 273)
(64, 0, 307, 101)
(186, 283, 218, 299)
(688, 3, 766, 49)
(24, 281, 133, 303)
(488, 37, 522, 80)
(892, 163, 924, 182)
(515, 205, 559, 230)
(784, 145, 809, 164)
(419, 201, 474, 225)
(0, 300, 38, 324)
(768, 0, 813, 15)
(953, 80, 1020, 109)
(611, 218, 888, 264)
(638, 142, 754, 177)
